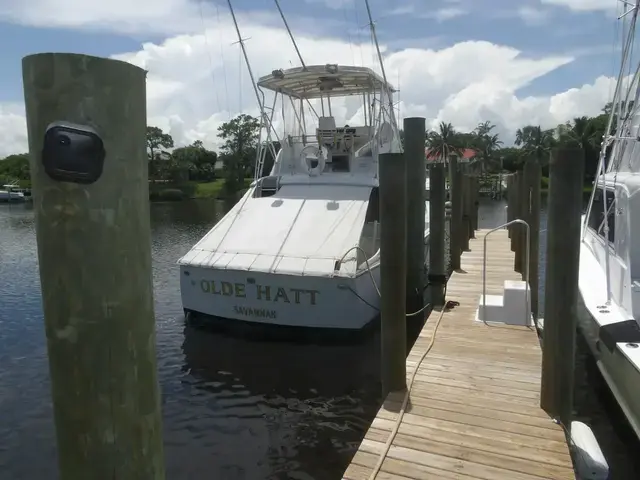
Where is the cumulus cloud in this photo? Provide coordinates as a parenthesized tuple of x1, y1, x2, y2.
(0, 103, 28, 157)
(0, 0, 207, 35)
(0, 1, 618, 157)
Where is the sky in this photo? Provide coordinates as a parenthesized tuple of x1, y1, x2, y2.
(0, 0, 629, 157)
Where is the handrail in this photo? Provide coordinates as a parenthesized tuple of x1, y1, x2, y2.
(482, 219, 531, 327)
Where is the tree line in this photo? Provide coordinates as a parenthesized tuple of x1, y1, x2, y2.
(0, 102, 621, 189)
(0, 113, 268, 194)
(418, 102, 621, 182)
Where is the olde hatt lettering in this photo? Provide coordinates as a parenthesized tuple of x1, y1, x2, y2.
(200, 280, 319, 305)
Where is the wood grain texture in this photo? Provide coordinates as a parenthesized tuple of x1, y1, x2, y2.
(22, 53, 165, 479)
(343, 229, 574, 480)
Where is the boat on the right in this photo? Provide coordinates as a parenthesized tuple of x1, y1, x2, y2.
(578, 0, 640, 441)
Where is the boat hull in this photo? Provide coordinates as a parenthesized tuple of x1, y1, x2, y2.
(180, 264, 381, 330)
(0, 191, 25, 202)
(577, 289, 640, 440)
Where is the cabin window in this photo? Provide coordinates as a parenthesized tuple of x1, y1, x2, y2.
(587, 187, 615, 244)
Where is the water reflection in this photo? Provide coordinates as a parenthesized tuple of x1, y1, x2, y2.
(176, 325, 380, 479)
(0, 198, 638, 479)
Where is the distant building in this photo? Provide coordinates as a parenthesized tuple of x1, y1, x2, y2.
(424, 148, 478, 163)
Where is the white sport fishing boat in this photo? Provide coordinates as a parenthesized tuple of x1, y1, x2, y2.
(178, 1, 430, 329)
(578, 0, 640, 440)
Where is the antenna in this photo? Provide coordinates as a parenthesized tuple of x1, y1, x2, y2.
(272, 0, 307, 70)
(225, 0, 278, 179)
(226, 0, 263, 112)
(364, 0, 398, 133)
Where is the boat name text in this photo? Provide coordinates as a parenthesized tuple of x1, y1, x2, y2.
(233, 306, 277, 319)
(200, 280, 319, 305)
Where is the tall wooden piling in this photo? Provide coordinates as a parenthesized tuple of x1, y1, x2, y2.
(403, 117, 426, 315)
(513, 171, 524, 272)
(428, 162, 446, 307)
(471, 176, 479, 233)
(540, 147, 585, 430)
(379, 152, 407, 395)
(22, 53, 165, 479)
(524, 160, 542, 318)
(507, 174, 514, 239)
(519, 169, 530, 282)
(461, 174, 471, 251)
(449, 155, 462, 270)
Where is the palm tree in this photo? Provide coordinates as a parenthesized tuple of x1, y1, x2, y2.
(475, 120, 496, 138)
(425, 121, 465, 162)
(559, 116, 600, 152)
(471, 121, 502, 173)
(514, 125, 555, 165)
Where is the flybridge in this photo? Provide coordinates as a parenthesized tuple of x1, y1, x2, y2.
(225, 0, 401, 180)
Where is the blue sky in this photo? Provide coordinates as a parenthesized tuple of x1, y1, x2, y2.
(0, 0, 628, 155)
(0, 0, 618, 99)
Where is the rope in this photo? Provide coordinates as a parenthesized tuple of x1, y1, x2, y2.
(337, 244, 433, 318)
(367, 299, 457, 480)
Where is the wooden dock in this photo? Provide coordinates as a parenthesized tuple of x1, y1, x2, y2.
(343, 229, 575, 480)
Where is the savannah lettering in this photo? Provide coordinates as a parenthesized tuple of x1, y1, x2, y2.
(200, 280, 319, 305)
(233, 306, 277, 319)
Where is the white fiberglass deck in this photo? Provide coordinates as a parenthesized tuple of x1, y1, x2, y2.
(178, 184, 372, 277)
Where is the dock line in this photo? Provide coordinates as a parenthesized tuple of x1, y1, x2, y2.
(367, 299, 455, 479)
(337, 245, 433, 318)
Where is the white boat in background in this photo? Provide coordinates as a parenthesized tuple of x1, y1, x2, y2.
(578, 0, 640, 441)
(0, 185, 25, 202)
(178, 1, 430, 329)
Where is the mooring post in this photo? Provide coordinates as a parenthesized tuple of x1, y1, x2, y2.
(449, 155, 462, 270)
(471, 176, 479, 234)
(461, 174, 471, 251)
(403, 117, 426, 316)
(524, 160, 541, 318)
(428, 161, 446, 307)
(519, 168, 531, 282)
(507, 174, 514, 239)
(540, 147, 584, 430)
(514, 171, 524, 273)
(22, 53, 165, 479)
(379, 152, 407, 395)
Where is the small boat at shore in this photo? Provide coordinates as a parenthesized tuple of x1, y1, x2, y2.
(0, 185, 26, 202)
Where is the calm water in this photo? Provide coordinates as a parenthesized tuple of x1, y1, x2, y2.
(0, 198, 638, 479)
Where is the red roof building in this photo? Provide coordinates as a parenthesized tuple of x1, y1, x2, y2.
(424, 148, 478, 163)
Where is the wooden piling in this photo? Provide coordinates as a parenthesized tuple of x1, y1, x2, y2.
(461, 174, 471, 251)
(379, 152, 407, 395)
(449, 155, 462, 271)
(507, 174, 514, 239)
(403, 117, 426, 315)
(524, 160, 542, 319)
(518, 168, 530, 282)
(22, 53, 165, 479)
(540, 147, 585, 430)
(428, 161, 446, 307)
(513, 171, 524, 273)
(471, 175, 479, 233)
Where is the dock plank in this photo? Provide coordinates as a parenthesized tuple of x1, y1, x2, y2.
(342, 229, 575, 479)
